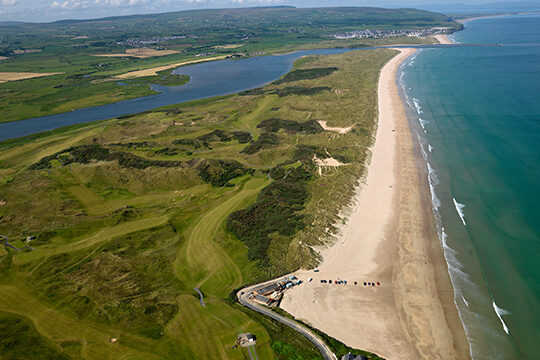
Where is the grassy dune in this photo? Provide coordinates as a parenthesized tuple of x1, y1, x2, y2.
(0, 49, 395, 359)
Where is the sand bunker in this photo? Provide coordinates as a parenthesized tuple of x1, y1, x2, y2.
(334, 88, 350, 95)
(317, 120, 353, 134)
(313, 149, 345, 176)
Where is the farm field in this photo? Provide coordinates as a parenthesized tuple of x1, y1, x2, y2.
(0, 47, 397, 359)
(0, 72, 62, 83)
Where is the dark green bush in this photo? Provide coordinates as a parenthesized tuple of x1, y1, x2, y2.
(226, 167, 310, 264)
(273, 67, 338, 84)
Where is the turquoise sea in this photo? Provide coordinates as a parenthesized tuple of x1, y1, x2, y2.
(400, 14, 540, 360)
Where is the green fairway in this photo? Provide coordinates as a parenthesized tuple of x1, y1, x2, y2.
(13, 215, 170, 265)
(178, 177, 269, 297)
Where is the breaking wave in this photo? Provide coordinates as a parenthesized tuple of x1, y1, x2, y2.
(413, 97, 423, 114)
(493, 301, 511, 335)
(453, 198, 467, 226)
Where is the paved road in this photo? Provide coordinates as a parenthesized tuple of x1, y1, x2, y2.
(194, 287, 205, 306)
(1, 235, 34, 251)
(237, 277, 338, 360)
(250, 344, 259, 360)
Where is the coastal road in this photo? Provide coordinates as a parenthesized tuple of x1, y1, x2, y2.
(237, 278, 338, 360)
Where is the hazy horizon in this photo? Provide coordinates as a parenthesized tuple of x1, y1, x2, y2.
(1, 0, 539, 23)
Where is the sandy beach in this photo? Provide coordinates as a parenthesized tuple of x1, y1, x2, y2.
(280, 49, 471, 359)
(435, 34, 454, 44)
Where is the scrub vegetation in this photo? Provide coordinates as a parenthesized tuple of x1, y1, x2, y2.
(0, 6, 459, 122)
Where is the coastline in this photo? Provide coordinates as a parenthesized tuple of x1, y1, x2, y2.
(280, 48, 470, 359)
(434, 34, 454, 44)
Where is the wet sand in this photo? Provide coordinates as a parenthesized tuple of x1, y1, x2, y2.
(280, 48, 470, 359)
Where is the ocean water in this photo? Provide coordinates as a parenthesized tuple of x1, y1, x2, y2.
(400, 14, 540, 360)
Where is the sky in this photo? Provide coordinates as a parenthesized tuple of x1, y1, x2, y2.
(1, 0, 539, 23)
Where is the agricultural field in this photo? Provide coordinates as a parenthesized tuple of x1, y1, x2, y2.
(0, 6, 460, 122)
(0, 48, 395, 359)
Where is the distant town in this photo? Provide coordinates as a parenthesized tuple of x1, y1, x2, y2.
(323, 27, 453, 40)
(116, 35, 197, 47)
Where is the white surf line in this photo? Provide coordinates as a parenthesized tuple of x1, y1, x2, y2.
(461, 293, 470, 307)
(453, 197, 467, 226)
(492, 300, 511, 335)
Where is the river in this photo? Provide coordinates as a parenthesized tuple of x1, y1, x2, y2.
(0, 48, 350, 142)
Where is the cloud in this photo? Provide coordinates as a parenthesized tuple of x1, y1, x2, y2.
(47, 0, 151, 9)
(1, 0, 19, 6)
